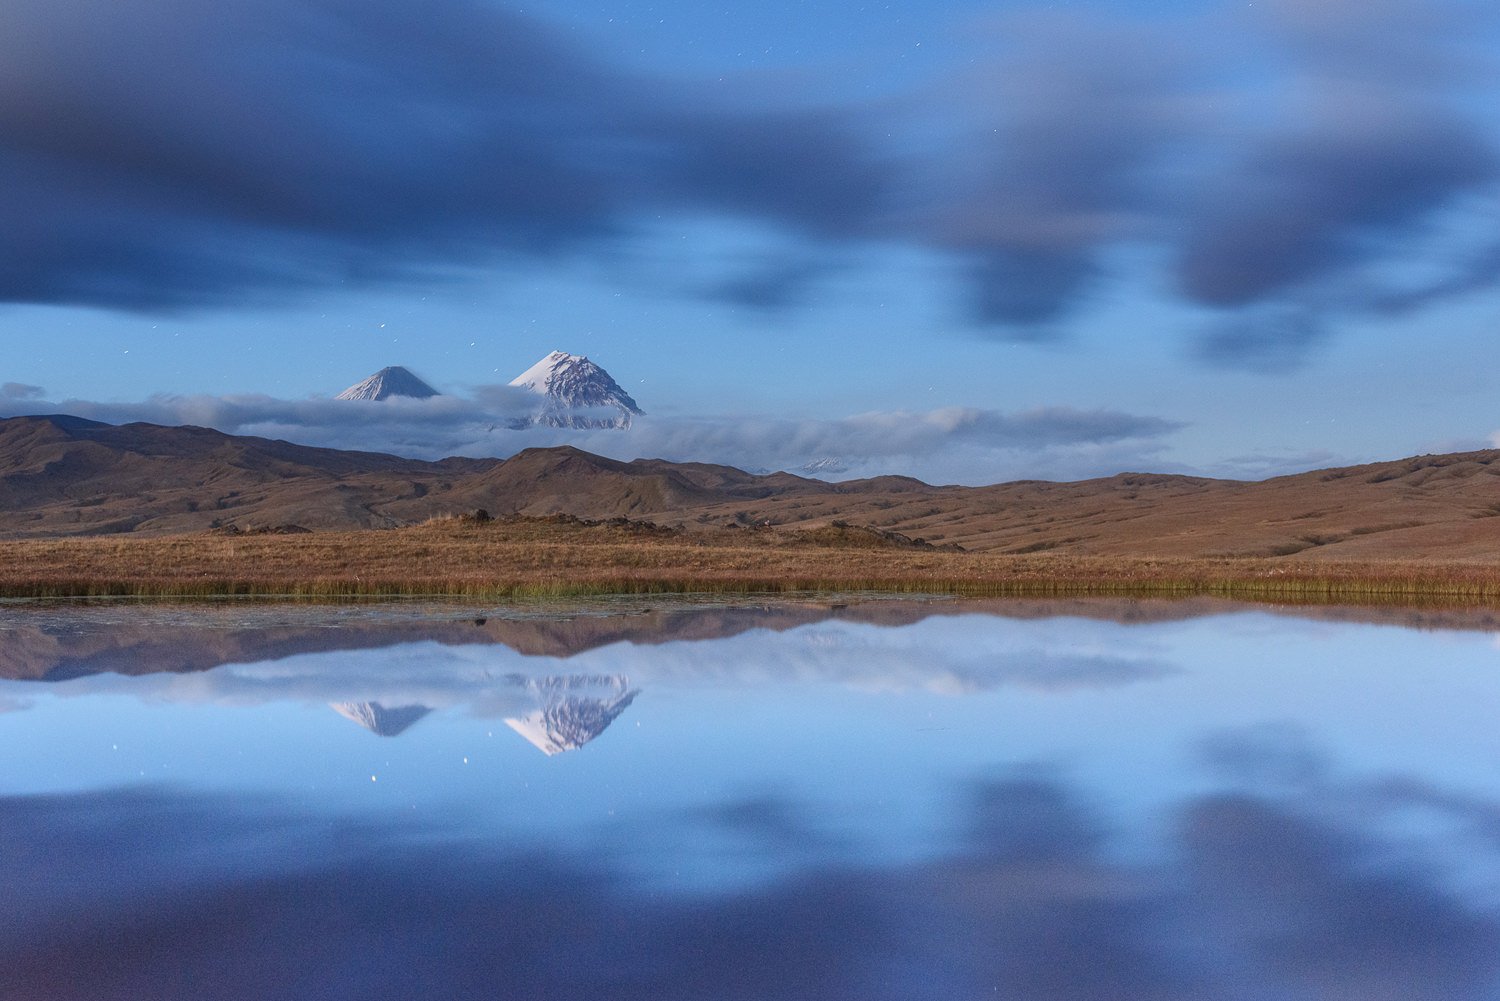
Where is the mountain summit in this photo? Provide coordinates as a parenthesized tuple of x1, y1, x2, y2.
(509, 351, 642, 429)
(336, 366, 439, 402)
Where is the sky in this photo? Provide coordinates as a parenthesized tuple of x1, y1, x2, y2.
(2, 0, 1499, 483)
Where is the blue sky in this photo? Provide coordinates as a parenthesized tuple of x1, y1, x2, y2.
(2, 0, 1498, 482)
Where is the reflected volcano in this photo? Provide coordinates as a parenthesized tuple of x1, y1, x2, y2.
(503, 674, 638, 755)
(329, 701, 433, 737)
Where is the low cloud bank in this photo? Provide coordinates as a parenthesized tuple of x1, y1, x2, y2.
(0, 383, 1182, 485)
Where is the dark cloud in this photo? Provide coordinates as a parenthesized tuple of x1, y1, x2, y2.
(934, 0, 1499, 362)
(967, 249, 1100, 330)
(2, 0, 1495, 369)
(0, 0, 887, 310)
(649, 110, 886, 240)
(1178, 110, 1495, 308)
(930, 11, 1196, 330)
(1193, 309, 1326, 374)
(0, 383, 45, 400)
(701, 255, 845, 312)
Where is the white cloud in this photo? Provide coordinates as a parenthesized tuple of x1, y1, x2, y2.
(1, 390, 1183, 485)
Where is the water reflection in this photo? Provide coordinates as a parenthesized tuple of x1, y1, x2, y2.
(4, 748, 1500, 1000)
(1, 596, 1499, 999)
(7, 594, 1500, 684)
(330, 701, 433, 737)
(504, 674, 640, 756)
(0, 598, 1178, 734)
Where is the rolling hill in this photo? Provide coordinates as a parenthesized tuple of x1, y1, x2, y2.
(3, 414, 1500, 561)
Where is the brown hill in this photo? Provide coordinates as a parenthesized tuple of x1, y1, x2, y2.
(0, 415, 490, 535)
(2, 414, 1499, 561)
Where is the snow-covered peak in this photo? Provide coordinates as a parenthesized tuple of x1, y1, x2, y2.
(336, 366, 439, 401)
(508, 350, 580, 393)
(507, 350, 642, 430)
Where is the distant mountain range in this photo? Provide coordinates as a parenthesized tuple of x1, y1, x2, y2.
(336, 351, 641, 429)
(4, 412, 1500, 560)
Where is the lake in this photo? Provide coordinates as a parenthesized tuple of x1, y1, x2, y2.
(3, 594, 1499, 999)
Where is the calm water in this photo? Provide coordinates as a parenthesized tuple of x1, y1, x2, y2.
(3, 595, 1500, 999)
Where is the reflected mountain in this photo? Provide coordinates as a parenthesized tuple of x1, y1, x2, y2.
(503, 674, 638, 755)
(329, 701, 433, 737)
(5, 596, 1500, 684)
(0, 600, 848, 681)
(0, 606, 1194, 731)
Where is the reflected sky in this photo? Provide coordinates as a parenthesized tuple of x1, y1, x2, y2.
(2, 597, 1499, 999)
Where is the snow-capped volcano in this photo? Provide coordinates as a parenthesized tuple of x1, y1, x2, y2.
(336, 366, 439, 401)
(509, 351, 642, 430)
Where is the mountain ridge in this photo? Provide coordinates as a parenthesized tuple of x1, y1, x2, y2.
(2, 414, 1499, 560)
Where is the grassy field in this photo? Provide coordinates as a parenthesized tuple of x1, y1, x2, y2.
(1, 515, 1498, 603)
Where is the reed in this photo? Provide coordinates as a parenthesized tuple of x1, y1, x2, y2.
(0, 517, 1496, 604)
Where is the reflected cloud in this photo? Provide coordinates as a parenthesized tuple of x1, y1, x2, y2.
(1195, 722, 1329, 792)
(9, 602, 1500, 998)
(0, 611, 1175, 743)
(6, 596, 1500, 687)
(1183, 792, 1498, 1000)
(5, 748, 1500, 1000)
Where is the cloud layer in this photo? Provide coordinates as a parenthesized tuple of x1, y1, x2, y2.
(0, 381, 1183, 484)
(1, 0, 1496, 367)
(0, 0, 883, 309)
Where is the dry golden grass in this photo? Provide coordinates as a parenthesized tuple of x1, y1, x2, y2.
(0, 515, 1497, 603)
